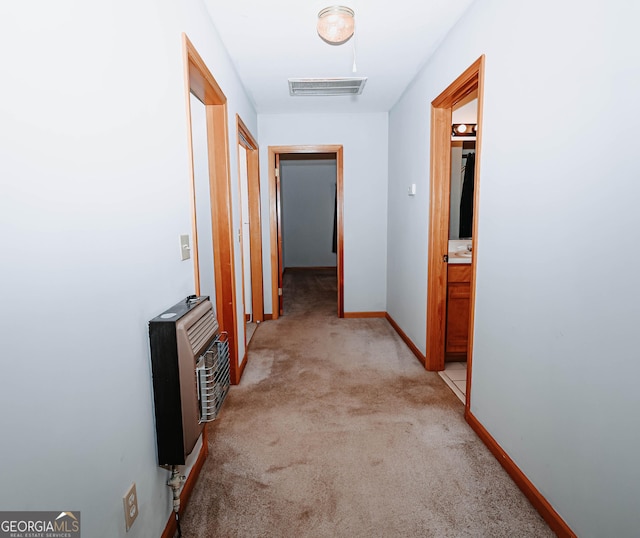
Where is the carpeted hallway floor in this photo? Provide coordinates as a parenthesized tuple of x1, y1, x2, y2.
(179, 269, 553, 537)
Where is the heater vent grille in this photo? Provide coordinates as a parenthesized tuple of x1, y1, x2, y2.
(187, 307, 218, 355)
(197, 332, 230, 423)
(288, 77, 367, 96)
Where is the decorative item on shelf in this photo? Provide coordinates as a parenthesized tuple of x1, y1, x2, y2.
(452, 123, 477, 138)
(317, 6, 355, 45)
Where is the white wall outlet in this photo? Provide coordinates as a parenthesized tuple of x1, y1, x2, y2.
(123, 482, 139, 531)
(179, 234, 191, 261)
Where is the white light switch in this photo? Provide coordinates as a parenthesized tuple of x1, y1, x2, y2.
(179, 234, 191, 261)
(408, 184, 416, 196)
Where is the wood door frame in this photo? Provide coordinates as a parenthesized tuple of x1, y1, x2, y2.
(183, 34, 239, 384)
(275, 153, 284, 316)
(426, 56, 485, 410)
(268, 145, 344, 319)
(236, 115, 264, 324)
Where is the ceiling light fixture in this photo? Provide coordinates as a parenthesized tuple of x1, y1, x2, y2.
(317, 6, 355, 45)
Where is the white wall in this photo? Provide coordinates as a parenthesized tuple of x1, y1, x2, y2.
(387, 1, 640, 536)
(452, 98, 478, 125)
(0, 1, 256, 537)
(281, 159, 337, 268)
(258, 113, 389, 314)
(191, 93, 217, 306)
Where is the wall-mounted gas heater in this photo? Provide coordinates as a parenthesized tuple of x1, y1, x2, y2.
(149, 296, 230, 466)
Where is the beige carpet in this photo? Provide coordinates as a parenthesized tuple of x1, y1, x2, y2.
(179, 269, 553, 537)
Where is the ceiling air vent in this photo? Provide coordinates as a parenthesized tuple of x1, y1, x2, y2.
(288, 77, 367, 96)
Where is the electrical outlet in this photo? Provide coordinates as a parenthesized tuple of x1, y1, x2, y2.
(123, 482, 139, 531)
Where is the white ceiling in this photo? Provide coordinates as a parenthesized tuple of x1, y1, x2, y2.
(203, 0, 476, 114)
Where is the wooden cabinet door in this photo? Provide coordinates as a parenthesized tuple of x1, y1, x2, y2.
(446, 264, 471, 355)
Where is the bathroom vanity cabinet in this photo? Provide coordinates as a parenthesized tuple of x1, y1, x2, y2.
(446, 264, 472, 356)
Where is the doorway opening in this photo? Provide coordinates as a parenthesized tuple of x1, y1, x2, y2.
(268, 145, 344, 319)
(236, 116, 264, 360)
(183, 34, 239, 384)
(426, 56, 485, 412)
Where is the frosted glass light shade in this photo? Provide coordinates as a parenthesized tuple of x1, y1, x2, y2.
(317, 6, 355, 45)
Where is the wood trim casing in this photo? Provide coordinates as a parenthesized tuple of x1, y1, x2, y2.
(237, 349, 248, 380)
(343, 311, 386, 319)
(160, 427, 209, 538)
(236, 115, 264, 324)
(336, 147, 345, 318)
(431, 57, 483, 109)
(246, 135, 264, 323)
(426, 56, 485, 417)
(385, 313, 426, 366)
(268, 151, 279, 319)
(426, 104, 452, 372)
(284, 266, 337, 272)
(268, 145, 344, 319)
(209, 104, 239, 383)
(465, 411, 577, 537)
(182, 34, 239, 384)
(275, 153, 284, 316)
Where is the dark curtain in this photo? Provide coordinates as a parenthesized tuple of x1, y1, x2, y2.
(332, 187, 337, 253)
(459, 152, 475, 238)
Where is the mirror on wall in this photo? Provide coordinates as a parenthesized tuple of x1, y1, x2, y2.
(449, 96, 477, 240)
(449, 140, 476, 239)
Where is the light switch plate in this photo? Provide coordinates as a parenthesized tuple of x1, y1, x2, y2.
(180, 234, 191, 261)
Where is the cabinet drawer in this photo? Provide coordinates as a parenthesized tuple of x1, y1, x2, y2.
(447, 264, 472, 283)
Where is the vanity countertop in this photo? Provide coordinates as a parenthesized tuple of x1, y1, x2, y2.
(448, 240, 472, 265)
